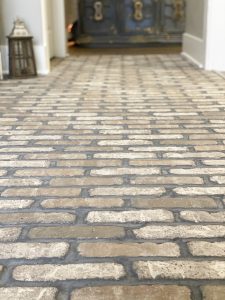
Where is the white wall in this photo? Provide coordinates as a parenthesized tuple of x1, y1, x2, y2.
(182, 0, 206, 68)
(0, 0, 47, 73)
(204, 0, 225, 71)
(185, 0, 204, 38)
(65, 0, 79, 26)
(0, 0, 43, 45)
(183, 0, 225, 71)
(51, 0, 67, 58)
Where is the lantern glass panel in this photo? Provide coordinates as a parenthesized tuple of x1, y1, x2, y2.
(8, 37, 37, 78)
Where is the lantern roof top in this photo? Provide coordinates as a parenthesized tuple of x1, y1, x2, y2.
(9, 18, 31, 37)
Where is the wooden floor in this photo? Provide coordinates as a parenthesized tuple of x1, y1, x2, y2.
(68, 43, 182, 56)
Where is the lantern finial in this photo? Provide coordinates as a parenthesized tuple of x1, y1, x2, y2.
(9, 18, 31, 37)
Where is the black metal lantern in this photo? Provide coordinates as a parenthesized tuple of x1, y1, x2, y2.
(7, 19, 37, 78)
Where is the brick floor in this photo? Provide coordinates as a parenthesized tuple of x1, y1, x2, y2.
(0, 53, 225, 299)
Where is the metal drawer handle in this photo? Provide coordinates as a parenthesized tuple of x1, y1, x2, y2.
(133, 0, 143, 21)
(173, 0, 184, 21)
(94, 1, 103, 21)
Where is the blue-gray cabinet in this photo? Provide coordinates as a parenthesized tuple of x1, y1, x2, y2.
(77, 0, 185, 46)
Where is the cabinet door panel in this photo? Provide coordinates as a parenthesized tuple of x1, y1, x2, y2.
(80, 0, 117, 35)
(161, 0, 185, 33)
(122, 0, 157, 34)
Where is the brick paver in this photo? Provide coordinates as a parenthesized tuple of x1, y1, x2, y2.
(0, 53, 225, 299)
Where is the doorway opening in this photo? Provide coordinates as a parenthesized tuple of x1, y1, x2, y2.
(48, 0, 185, 66)
(66, 1, 185, 51)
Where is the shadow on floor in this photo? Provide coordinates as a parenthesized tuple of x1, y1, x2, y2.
(67, 43, 182, 56)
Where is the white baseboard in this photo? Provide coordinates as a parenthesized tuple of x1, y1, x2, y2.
(0, 50, 3, 79)
(181, 52, 203, 69)
(0, 45, 9, 74)
(34, 45, 50, 75)
(216, 71, 225, 79)
(182, 33, 205, 68)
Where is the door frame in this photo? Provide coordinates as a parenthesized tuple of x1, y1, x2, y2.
(42, 0, 67, 73)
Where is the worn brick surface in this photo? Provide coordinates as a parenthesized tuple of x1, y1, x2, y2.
(78, 242, 180, 257)
(134, 261, 225, 279)
(0, 228, 21, 241)
(90, 187, 166, 196)
(0, 200, 34, 209)
(90, 167, 160, 176)
(131, 176, 203, 185)
(0, 288, 58, 300)
(13, 263, 125, 281)
(134, 225, 225, 239)
(29, 225, 125, 239)
(50, 177, 123, 186)
(1, 52, 225, 298)
(2, 187, 81, 197)
(188, 241, 225, 257)
(180, 211, 225, 222)
(71, 285, 191, 300)
(210, 175, 225, 184)
(87, 209, 173, 223)
(0, 170, 7, 176)
(131, 197, 217, 208)
(174, 187, 225, 196)
(201, 286, 225, 300)
(0, 242, 69, 259)
(15, 168, 84, 177)
(0, 212, 75, 224)
(41, 197, 124, 208)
